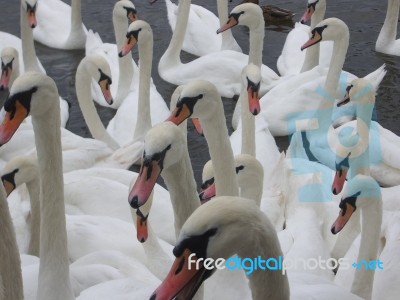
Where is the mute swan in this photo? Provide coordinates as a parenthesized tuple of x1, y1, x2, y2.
(0, 47, 20, 90)
(156, 1, 279, 98)
(277, 0, 333, 76)
(86, 0, 137, 108)
(0, 72, 74, 299)
(112, 19, 170, 146)
(33, 0, 87, 49)
(151, 196, 362, 300)
(0, 177, 23, 299)
(331, 175, 382, 300)
(375, 0, 400, 56)
(158, 0, 241, 56)
(263, 18, 386, 136)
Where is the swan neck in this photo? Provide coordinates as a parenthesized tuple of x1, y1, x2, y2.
(113, 6, 134, 103)
(161, 151, 200, 237)
(20, 4, 41, 72)
(377, 0, 399, 47)
(133, 34, 153, 141)
(202, 102, 239, 197)
(26, 179, 41, 256)
(248, 25, 264, 67)
(351, 197, 382, 300)
(33, 92, 74, 300)
(0, 186, 23, 300)
(240, 90, 256, 156)
(217, 0, 236, 50)
(69, 0, 83, 35)
(76, 61, 119, 149)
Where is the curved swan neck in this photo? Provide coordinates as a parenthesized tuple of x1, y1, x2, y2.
(202, 100, 239, 197)
(161, 151, 200, 237)
(20, 3, 41, 72)
(376, 0, 399, 49)
(76, 60, 119, 149)
(33, 89, 74, 300)
(240, 90, 256, 156)
(351, 197, 382, 300)
(26, 179, 41, 256)
(0, 185, 23, 300)
(113, 5, 134, 103)
(133, 31, 153, 141)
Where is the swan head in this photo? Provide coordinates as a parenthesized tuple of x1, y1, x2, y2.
(119, 20, 152, 57)
(0, 72, 57, 145)
(166, 80, 221, 126)
(128, 121, 186, 209)
(0, 47, 19, 90)
(243, 63, 261, 115)
(300, 0, 325, 24)
(22, 0, 38, 28)
(151, 196, 280, 299)
(217, 3, 264, 34)
(113, 0, 137, 22)
(199, 154, 263, 204)
(332, 152, 350, 195)
(301, 17, 348, 51)
(134, 186, 154, 243)
(337, 78, 375, 107)
(80, 54, 113, 105)
(331, 174, 381, 234)
(1, 155, 38, 196)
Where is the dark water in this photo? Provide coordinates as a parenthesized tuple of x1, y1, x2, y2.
(1, 0, 400, 187)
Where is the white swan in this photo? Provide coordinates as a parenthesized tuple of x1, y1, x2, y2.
(0, 47, 20, 90)
(0, 72, 75, 299)
(375, 0, 400, 56)
(33, 0, 87, 49)
(159, 0, 241, 56)
(111, 19, 170, 146)
(0, 176, 23, 299)
(331, 175, 382, 300)
(150, 196, 362, 300)
(262, 18, 386, 136)
(277, 0, 332, 75)
(157, 1, 279, 98)
(85, 0, 137, 108)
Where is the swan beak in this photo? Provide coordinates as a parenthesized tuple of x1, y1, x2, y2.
(98, 79, 113, 105)
(0, 66, 11, 90)
(199, 182, 216, 204)
(191, 118, 203, 136)
(127, 11, 137, 22)
(166, 104, 192, 125)
(0, 101, 29, 146)
(332, 168, 348, 195)
(331, 203, 356, 234)
(301, 32, 322, 51)
(300, 7, 314, 24)
(26, 10, 37, 29)
(119, 36, 137, 57)
(217, 17, 238, 34)
(2, 179, 16, 196)
(136, 208, 149, 243)
(128, 161, 161, 209)
(150, 249, 209, 300)
(248, 85, 260, 116)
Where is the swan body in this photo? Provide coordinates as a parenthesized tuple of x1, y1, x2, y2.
(376, 0, 400, 56)
(158, 2, 279, 98)
(33, 0, 87, 49)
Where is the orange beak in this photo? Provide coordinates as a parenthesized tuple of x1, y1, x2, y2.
(199, 182, 216, 204)
(27, 9, 37, 28)
(301, 31, 322, 51)
(2, 179, 15, 196)
(191, 118, 203, 136)
(127, 11, 137, 22)
(0, 101, 29, 145)
(332, 168, 348, 195)
(98, 79, 113, 105)
(217, 17, 238, 34)
(166, 104, 192, 125)
(300, 6, 314, 24)
(247, 85, 260, 116)
(136, 209, 149, 243)
(118, 36, 137, 57)
(331, 203, 356, 234)
(0, 67, 11, 90)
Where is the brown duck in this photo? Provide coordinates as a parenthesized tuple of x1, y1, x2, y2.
(237, 0, 295, 23)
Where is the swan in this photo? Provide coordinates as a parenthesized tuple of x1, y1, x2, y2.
(33, 0, 87, 49)
(111, 19, 170, 146)
(156, 1, 279, 98)
(331, 175, 382, 300)
(150, 196, 362, 300)
(86, 0, 137, 108)
(262, 17, 386, 136)
(375, 0, 400, 56)
(0, 47, 20, 90)
(158, 0, 241, 57)
(277, 0, 333, 76)
(0, 72, 75, 299)
(0, 176, 23, 299)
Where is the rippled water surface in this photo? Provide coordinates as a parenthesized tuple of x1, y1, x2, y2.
(1, 0, 400, 186)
